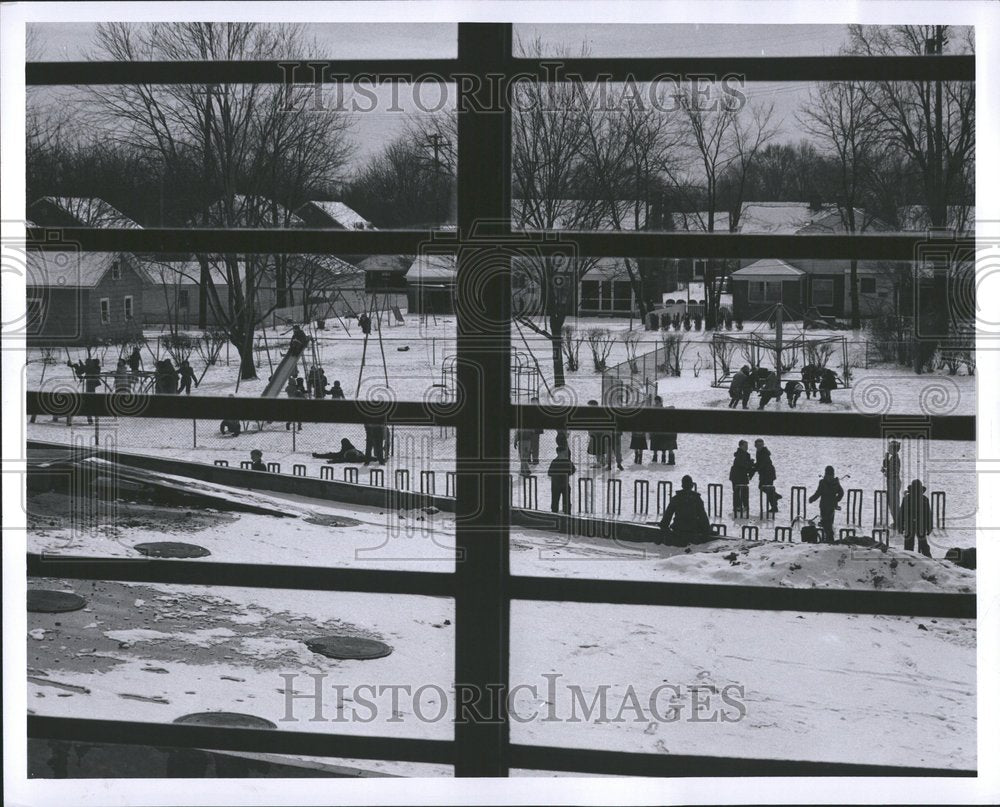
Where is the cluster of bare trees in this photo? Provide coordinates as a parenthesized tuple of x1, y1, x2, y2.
(29, 22, 355, 379)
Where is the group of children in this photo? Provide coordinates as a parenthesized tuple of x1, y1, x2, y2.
(728, 363, 840, 410)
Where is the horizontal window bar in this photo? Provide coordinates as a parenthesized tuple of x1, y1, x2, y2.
(24, 394, 975, 441)
(512, 404, 976, 442)
(27, 555, 973, 619)
(25, 227, 975, 262)
(508, 743, 975, 778)
(24, 55, 974, 88)
(28, 716, 453, 766)
(510, 54, 974, 83)
(25, 393, 456, 427)
(510, 575, 975, 619)
(25, 59, 463, 86)
(515, 232, 976, 262)
(25, 227, 434, 257)
(28, 554, 455, 598)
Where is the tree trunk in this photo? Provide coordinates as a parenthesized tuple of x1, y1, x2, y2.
(550, 314, 566, 388)
(849, 259, 861, 330)
(236, 328, 257, 380)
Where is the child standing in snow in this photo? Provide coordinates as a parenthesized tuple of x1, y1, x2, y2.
(547, 447, 576, 515)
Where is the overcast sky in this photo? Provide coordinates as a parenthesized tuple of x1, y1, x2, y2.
(27, 22, 878, 176)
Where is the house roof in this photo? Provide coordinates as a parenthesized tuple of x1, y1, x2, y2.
(407, 254, 456, 283)
(739, 202, 816, 235)
(357, 255, 411, 275)
(670, 203, 816, 234)
(513, 199, 648, 230)
(297, 201, 373, 230)
(731, 259, 805, 279)
(26, 250, 120, 288)
(28, 197, 142, 229)
(670, 211, 733, 232)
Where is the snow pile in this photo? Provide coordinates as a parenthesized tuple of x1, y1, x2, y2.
(656, 540, 975, 592)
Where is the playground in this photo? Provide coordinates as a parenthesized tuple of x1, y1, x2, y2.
(25, 309, 978, 555)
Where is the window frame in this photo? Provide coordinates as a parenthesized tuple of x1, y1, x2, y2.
(24, 23, 977, 780)
(99, 296, 110, 325)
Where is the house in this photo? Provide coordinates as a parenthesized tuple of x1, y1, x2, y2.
(405, 254, 455, 315)
(730, 259, 807, 320)
(140, 259, 281, 327)
(27, 197, 142, 230)
(26, 251, 145, 346)
(294, 201, 374, 230)
(711, 203, 900, 321)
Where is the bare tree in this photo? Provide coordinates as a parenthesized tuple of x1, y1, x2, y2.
(665, 91, 776, 327)
(510, 39, 606, 387)
(799, 81, 881, 329)
(848, 25, 974, 369)
(85, 22, 354, 379)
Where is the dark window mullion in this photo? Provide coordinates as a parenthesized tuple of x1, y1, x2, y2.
(453, 22, 513, 778)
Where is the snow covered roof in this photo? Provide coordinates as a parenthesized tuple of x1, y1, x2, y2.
(28, 197, 142, 229)
(671, 203, 832, 234)
(26, 250, 121, 288)
(731, 259, 805, 279)
(739, 202, 816, 234)
(407, 254, 456, 283)
(670, 211, 733, 232)
(513, 199, 648, 230)
(296, 201, 374, 230)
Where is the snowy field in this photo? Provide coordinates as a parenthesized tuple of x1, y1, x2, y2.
(27, 485, 976, 775)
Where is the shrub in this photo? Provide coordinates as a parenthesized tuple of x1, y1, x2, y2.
(587, 328, 615, 372)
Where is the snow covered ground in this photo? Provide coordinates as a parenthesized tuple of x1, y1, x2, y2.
(22, 314, 978, 776)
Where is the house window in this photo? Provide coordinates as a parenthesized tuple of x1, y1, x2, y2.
(693, 259, 707, 280)
(123, 295, 134, 321)
(111, 261, 122, 280)
(612, 281, 632, 312)
(580, 280, 599, 309)
(99, 297, 111, 325)
(812, 279, 835, 307)
(860, 277, 877, 294)
(178, 289, 190, 309)
(748, 281, 782, 303)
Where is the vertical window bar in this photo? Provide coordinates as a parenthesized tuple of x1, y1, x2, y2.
(454, 21, 513, 777)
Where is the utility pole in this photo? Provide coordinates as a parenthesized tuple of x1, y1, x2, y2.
(423, 132, 453, 227)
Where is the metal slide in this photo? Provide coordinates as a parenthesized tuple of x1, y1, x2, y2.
(260, 349, 301, 398)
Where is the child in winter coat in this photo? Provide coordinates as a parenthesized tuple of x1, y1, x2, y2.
(547, 447, 576, 515)
(808, 465, 844, 542)
(898, 479, 933, 557)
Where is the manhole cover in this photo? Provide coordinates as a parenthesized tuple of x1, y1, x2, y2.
(28, 590, 86, 613)
(173, 712, 276, 729)
(305, 636, 393, 660)
(303, 514, 362, 528)
(134, 542, 211, 559)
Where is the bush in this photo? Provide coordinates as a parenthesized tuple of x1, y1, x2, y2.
(693, 314, 702, 331)
(682, 313, 692, 331)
